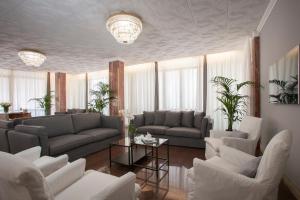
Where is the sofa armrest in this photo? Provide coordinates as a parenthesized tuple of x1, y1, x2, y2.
(13, 125, 49, 155)
(0, 128, 10, 152)
(200, 117, 212, 138)
(0, 120, 14, 129)
(46, 158, 86, 196)
(101, 115, 122, 134)
(91, 172, 137, 200)
(15, 146, 41, 162)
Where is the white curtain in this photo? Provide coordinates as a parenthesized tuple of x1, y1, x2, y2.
(66, 73, 86, 109)
(206, 40, 252, 130)
(125, 63, 155, 116)
(158, 56, 204, 111)
(87, 70, 109, 115)
(0, 69, 12, 113)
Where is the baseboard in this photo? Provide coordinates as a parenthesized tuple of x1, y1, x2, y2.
(283, 176, 300, 200)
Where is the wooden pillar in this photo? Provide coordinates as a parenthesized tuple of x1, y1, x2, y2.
(252, 37, 261, 117)
(55, 72, 66, 112)
(109, 60, 124, 116)
(203, 55, 208, 113)
(46, 72, 50, 96)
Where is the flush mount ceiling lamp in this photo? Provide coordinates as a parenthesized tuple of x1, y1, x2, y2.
(18, 50, 46, 67)
(106, 13, 142, 44)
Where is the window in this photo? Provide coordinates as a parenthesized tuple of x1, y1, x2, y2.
(66, 73, 86, 109)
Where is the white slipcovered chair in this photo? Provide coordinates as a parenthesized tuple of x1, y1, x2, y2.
(0, 151, 140, 200)
(14, 146, 69, 176)
(205, 116, 262, 159)
(188, 130, 292, 200)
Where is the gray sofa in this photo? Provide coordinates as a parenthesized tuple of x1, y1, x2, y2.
(8, 113, 122, 161)
(0, 119, 24, 152)
(132, 111, 212, 148)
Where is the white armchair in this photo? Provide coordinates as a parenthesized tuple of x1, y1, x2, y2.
(14, 146, 69, 176)
(0, 151, 140, 200)
(188, 130, 292, 200)
(205, 116, 262, 159)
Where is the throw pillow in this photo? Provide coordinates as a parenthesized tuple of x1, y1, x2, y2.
(238, 156, 262, 178)
(164, 111, 182, 127)
(144, 111, 155, 125)
(181, 111, 194, 127)
(132, 114, 144, 127)
(154, 111, 166, 125)
(194, 112, 205, 129)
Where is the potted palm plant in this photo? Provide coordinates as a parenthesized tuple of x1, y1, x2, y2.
(212, 76, 254, 131)
(88, 82, 116, 113)
(29, 91, 54, 115)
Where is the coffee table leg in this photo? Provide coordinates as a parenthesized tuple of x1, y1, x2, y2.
(167, 141, 170, 170)
(156, 147, 159, 179)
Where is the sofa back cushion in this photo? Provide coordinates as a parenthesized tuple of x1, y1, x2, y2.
(181, 111, 194, 127)
(154, 111, 166, 125)
(23, 115, 74, 138)
(194, 112, 205, 129)
(144, 111, 155, 125)
(71, 113, 101, 133)
(164, 111, 182, 127)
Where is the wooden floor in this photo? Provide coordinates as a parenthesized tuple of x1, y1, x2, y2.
(85, 145, 296, 200)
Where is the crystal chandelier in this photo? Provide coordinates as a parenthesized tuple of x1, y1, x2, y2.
(18, 50, 47, 67)
(106, 13, 142, 44)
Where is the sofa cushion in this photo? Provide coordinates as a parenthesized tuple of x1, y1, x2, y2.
(164, 111, 182, 127)
(144, 111, 155, 125)
(137, 125, 169, 135)
(71, 113, 101, 133)
(132, 114, 144, 127)
(166, 127, 201, 138)
(78, 128, 119, 141)
(153, 111, 166, 125)
(23, 115, 74, 137)
(194, 112, 205, 129)
(181, 111, 194, 128)
(49, 134, 94, 155)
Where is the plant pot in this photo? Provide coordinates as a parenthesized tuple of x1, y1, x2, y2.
(45, 109, 51, 116)
(3, 107, 9, 113)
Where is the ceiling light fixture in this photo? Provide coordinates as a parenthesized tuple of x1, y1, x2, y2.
(106, 13, 142, 44)
(18, 50, 47, 67)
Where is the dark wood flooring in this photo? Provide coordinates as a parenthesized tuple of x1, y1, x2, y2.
(85, 145, 296, 200)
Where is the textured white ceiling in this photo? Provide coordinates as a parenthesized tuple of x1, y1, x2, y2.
(0, 0, 269, 73)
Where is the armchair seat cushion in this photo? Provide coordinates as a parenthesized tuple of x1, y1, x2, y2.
(77, 128, 119, 141)
(137, 125, 169, 135)
(166, 127, 201, 138)
(54, 171, 116, 200)
(204, 138, 222, 152)
(49, 134, 93, 155)
(206, 156, 241, 174)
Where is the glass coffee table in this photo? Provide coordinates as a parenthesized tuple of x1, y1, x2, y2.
(109, 136, 169, 178)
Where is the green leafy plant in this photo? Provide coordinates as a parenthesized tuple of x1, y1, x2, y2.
(88, 82, 116, 113)
(269, 75, 298, 104)
(29, 91, 54, 115)
(212, 76, 254, 131)
(0, 102, 11, 113)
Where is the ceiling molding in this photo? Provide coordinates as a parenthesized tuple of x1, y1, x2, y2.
(257, 0, 278, 33)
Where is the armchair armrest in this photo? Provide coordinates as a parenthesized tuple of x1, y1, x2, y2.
(14, 125, 49, 155)
(15, 146, 41, 162)
(219, 145, 257, 167)
(221, 137, 255, 155)
(91, 172, 137, 200)
(33, 154, 69, 177)
(101, 115, 122, 134)
(201, 117, 213, 138)
(46, 158, 86, 196)
(191, 158, 266, 200)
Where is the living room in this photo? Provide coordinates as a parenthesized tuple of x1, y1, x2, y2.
(0, 0, 300, 200)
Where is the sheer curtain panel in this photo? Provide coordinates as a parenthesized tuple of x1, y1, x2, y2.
(66, 73, 86, 109)
(0, 69, 12, 112)
(125, 63, 155, 116)
(206, 40, 252, 130)
(158, 56, 204, 111)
